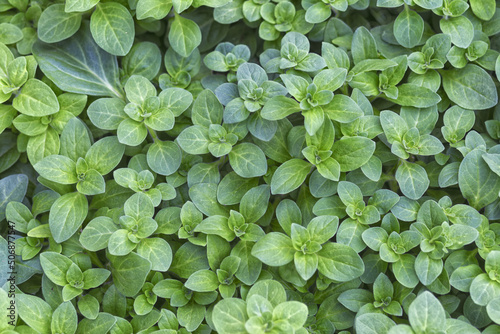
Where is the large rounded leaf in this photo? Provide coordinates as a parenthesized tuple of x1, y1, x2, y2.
(49, 192, 88, 243)
(442, 65, 498, 110)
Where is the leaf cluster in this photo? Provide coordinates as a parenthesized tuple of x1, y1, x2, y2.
(1, 0, 500, 333)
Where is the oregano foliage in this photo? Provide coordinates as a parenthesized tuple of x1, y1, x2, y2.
(1, 0, 500, 333)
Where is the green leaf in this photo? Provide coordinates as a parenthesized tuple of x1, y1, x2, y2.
(32, 23, 123, 98)
(314, 68, 347, 91)
(394, 7, 424, 48)
(240, 185, 270, 224)
(459, 149, 500, 209)
(60, 117, 91, 162)
(49, 192, 88, 243)
(65, 0, 100, 12)
(273, 301, 308, 329)
(33, 155, 76, 185)
(228, 143, 267, 178)
(117, 119, 147, 146)
(124, 192, 155, 219)
(80, 216, 118, 252)
(77, 169, 105, 196)
(450, 264, 483, 292)
(17, 294, 53, 333)
(83, 269, 110, 290)
(380, 110, 408, 144)
(352, 26, 378, 64)
(169, 14, 202, 57)
(395, 161, 429, 200)
(232, 240, 262, 286)
(75, 312, 116, 334)
(413, 0, 442, 9)
(350, 59, 398, 75)
(470, 273, 500, 306)
(147, 141, 182, 176)
(212, 298, 248, 334)
(13, 79, 59, 117)
(51, 302, 77, 334)
(192, 89, 223, 127)
(217, 172, 258, 206)
(408, 291, 446, 333)
(355, 313, 396, 334)
(317, 242, 365, 281)
(0, 23, 23, 44)
(136, 0, 172, 20)
(78, 295, 100, 320)
(159, 87, 193, 116)
(88, 98, 127, 130)
(85, 136, 125, 175)
(487, 297, 500, 324)
(442, 65, 498, 110)
(38, 4, 81, 43)
(247, 280, 287, 306)
(393, 254, 419, 288)
(40, 251, 73, 286)
(338, 181, 363, 206)
(261, 96, 301, 120)
(294, 252, 319, 281)
(251, 232, 295, 266)
(90, 3, 135, 56)
(0, 174, 29, 221)
(177, 302, 205, 332)
(177, 125, 210, 154)
(386, 84, 441, 108)
(324, 95, 364, 123)
(170, 243, 210, 279)
(189, 183, 229, 217)
(331, 137, 376, 172)
(124, 75, 156, 105)
(483, 153, 500, 178)
(27, 128, 61, 165)
(195, 216, 234, 241)
(415, 252, 443, 285)
(440, 16, 473, 49)
(136, 237, 173, 272)
(470, 0, 495, 21)
(271, 159, 311, 195)
(109, 252, 152, 297)
(338, 289, 373, 312)
(123, 42, 162, 80)
(361, 156, 382, 181)
(185, 269, 219, 292)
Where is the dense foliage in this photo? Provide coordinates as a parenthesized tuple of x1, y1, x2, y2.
(1, 0, 500, 333)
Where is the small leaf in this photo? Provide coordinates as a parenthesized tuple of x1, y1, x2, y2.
(396, 161, 429, 200)
(271, 159, 311, 195)
(147, 141, 182, 176)
(38, 4, 81, 43)
(49, 192, 88, 243)
(228, 143, 267, 178)
(185, 270, 219, 292)
(331, 137, 376, 172)
(169, 14, 202, 57)
(13, 79, 59, 117)
(90, 3, 135, 56)
(394, 7, 424, 48)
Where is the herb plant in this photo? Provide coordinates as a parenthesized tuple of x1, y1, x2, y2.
(1, 0, 500, 333)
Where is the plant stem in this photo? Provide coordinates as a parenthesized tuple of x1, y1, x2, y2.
(147, 126, 160, 142)
(88, 252, 105, 269)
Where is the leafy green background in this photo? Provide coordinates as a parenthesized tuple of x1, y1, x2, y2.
(1, 0, 500, 333)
